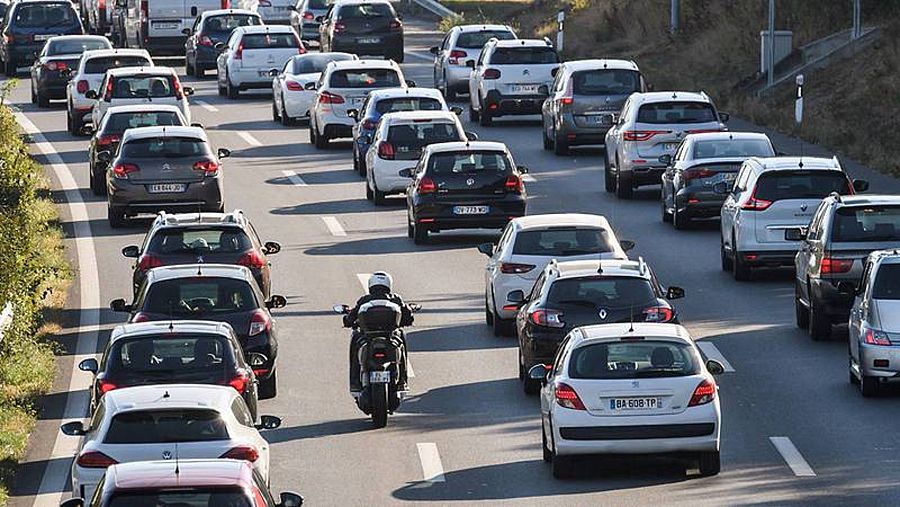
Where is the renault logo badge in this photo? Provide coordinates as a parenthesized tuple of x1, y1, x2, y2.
(466, 178, 475, 186)
(800, 203, 808, 211)
(162, 450, 173, 460)
(598, 308, 608, 320)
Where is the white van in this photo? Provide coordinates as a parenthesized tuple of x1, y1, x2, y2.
(120, 0, 223, 55)
(235, 0, 294, 25)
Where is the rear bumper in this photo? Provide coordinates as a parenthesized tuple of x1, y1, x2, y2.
(230, 68, 279, 88)
(736, 249, 796, 267)
(413, 199, 526, 231)
(323, 123, 353, 139)
(36, 77, 69, 98)
(624, 165, 666, 187)
(674, 190, 726, 218)
(108, 178, 224, 214)
(144, 36, 189, 55)
(484, 90, 548, 116)
(859, 344, 900, 377)
(300, 23, 320, 40)
(332, 35, 402, 56)
(557, 113, 613, 144)
(810, 278, 855, 319)
(445, 65, 472, 89)
(193, 45, 220, 68)
(523, 329, 566, 365)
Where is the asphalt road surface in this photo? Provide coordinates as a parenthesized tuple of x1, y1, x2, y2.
(11, 18, 900, 507)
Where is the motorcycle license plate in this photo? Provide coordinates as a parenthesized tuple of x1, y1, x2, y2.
(369, 371, 391, 383)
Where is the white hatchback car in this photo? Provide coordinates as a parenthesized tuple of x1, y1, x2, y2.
(309, 58, 411, 148)
(60, 384, 281, 501)
(429, 23, 516, 100)
(533, 323, 724, 479)
(66, 48, 153, 134)
(271, 52, 357, 125)
(477, 214, 630, 335)
(364, 110, 469, 205)
(88, 66, 194, 127)
(217, 24, 306, 99)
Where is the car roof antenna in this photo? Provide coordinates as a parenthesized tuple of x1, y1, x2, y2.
(174, 441, 180, 476)
(628, 304, 635, 333)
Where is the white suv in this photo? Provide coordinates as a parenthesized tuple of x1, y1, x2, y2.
(477, 213, 630, 336)
(88, 67, 194, 126)
(216, 25, 305, 99)
(719, 156, 865, 281)
(364, 110, 468, 205)
(468, 38, 560, 127)
(430, 24, 516, 101)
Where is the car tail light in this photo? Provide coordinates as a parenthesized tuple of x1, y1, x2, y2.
(361, 119, 377, 130)
(529, 309, 565, 328)
(112, 163, 139, 179)
(198, 35, 214, 47)
(76, 451, 118, 468)
(416, 176, 436, 194)
(237, 250, 266, 269)
(76, 80, 89, 94)
(285, 80, 302, 91)
(104, 78, 114, 101)
(97, 134, 120, 147)
(740, 188, 772, 211)
(389, 19, 402, 31)
(98, 379, 117, 394)
(234, 41, 244, 60)
(820, 255, 853, 274)
(220, 0, 230, 9)
(554, 382, 585, 410)
(227, 370, 250, 393)
(220, 445, 259, 462)
(137, 253, 162, 271)
(558, 97, 573, 106)
(448, 49, 467, 64)
(319, 91, 344, 104)
(140, 0, 148, 21)
(377, 142, 395, 160)
(622, 130, 666, 142)
(863, 326, 892, 346)
(302, 10, 314, 20)
(333, 22, 346, 34)
(295, 35, 306, 54)
(249, 309, 271, 337)
(499, 262, 535, 274)
(505, 174, 523, 194)
(643, 305, 674, 322)
(688, 379, 717, 407)
(131, 312, 150, 323)
(483, 68, 501, 80)
(3, 34, 13, 44)
(193, 159, 219, 175)
(44, 61, 68, 71)
(173, 77, 184, 100)
(682, 168, 716, 181)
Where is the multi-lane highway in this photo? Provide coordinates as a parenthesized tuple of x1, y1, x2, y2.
(11, 18, 900, 507)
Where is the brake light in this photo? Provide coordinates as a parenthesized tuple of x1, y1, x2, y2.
(295, 35, 306, 54)
(373, 351, 387, 359)
(643, 305, 674, 322)
(417, 176, 436, 194)
(237, 250, 266, 269)
(319, 91, 344, 104)
(740, 188, 772, 211)
(389, 19, 402, 31)
(483, 68, 501, 80)
(98, 379, 117, 394)
(302, 10, 314, 20)
(3, 34, 12, 44)
(193, 159, 219, 175)
(682, 168, 716, 181)
(137, 253, 162, 271)
(821, 255, 853, 274)
(220, 445, 259, 462)
(688, 379, 716, 407)
(220, 0, 230, 9)
(285, 80, 302, 91)
(140, 0, 148, 20)
(361, 119, 377, 130)
(112, 163, 139, 179)
(234, 41, 244, 60)
(863, 326, 892, 346)
(173, 77, 184, 100)
(377, 142, 395, 160)
(622, 130, 666, 141)
(529, 309, 565, 328)
(44, 61, 68, 71)
(554, 382, 585, 410)
(76, 451, 118, 468)
(505, 174, 523, 193)
(104, 78, 114, 101)
(499, 262, 535, 274)
(333, 22, 346, 34)
(227, 370, 250, 393)
(97, 134, 120, 146)
(198, 35, 214, 47)
(448, 49, 466, 64)
(131, 312, 150, 323)
(76, 80, 89, 94)
(249, 309, 270, 337)
(558, 97, 573, 106)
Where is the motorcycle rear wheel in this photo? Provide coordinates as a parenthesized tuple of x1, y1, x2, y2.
(371, 383, 389, 428)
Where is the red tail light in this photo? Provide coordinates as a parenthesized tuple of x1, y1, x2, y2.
(249, 309, 271, 337)
(173, 77, 184, 100)
(237, 249, 266, 269)
(529, 309, 565, 328)
(97, 134, 120, 146)
(77, 80, 89, 94)
(333, 22, 346, 34)
(44, 61, 68, 71)
(131, 312, 150, 323)
(682, 168, 717, 181)
(863, 326, 892, 346)
(220, 445, 259, 462)
(417, 176, 436, 194)
(112, 163, 139, 179)
(373, 351, 387, 359)
(820, 255, 853, 274)
(361, 119, 377, 130)
(137, 253, 162, 271)
(740, 189, 772, 211)
(389, 19, 402, 31)
(104, 78, 114, 101)
(554, 382, 585, 410)
(499, 262, 535, 274)
(622, 130, 666, 142)
(227, 370, 250, 393)
(198, 35, 214, 47)
(285, 80, 302, 91)
(77, 451, 118, 468)
(448, 49, 467, 64)
(688, 379, 717, 407)
(234, 41, 244, 60)
(642, 305, 674, 322)
(377, 142, 395, 160)
(302, 10, 314, 20)
(483, 68, 501, 80)
(295, 35, 306, 54)
(558, 97, 573, 106)
(98, 379, 117, 394)
(220, 0, 230, 9)
(140, 0, 148, 19)
(3, 34, 13, 44)
(319, 91, 344, 104)
(505, 174, 523, 193)
(193, 159, 219, 175)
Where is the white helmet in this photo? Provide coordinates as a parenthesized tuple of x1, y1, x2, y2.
(367, 271, 393, 294)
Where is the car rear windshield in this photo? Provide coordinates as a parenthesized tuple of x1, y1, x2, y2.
(456, 30, 515, 49)
(572, 69, 640, 96)
(427, 151, 512, 175)
(692, 139, 774, 159)
(112, 75, 176, 98)
(84, 55, 152, 74)
(306, 0, 329, 8)
(637, 101, 717, 124)
(753, 170, 850, 201)
(387, 122, 462, 160)
(338, 3, 394, 18)
(513, 228, 615, 256)
(143, 278, 258, 317)
(106, 334, 234, 377)
(374, 97, 443, 114)
(104, 409, 229, 443)
(873, 264, 900, 300)
(292, 53, 354, 74)
(569, 340, 701, 379)
(0, 4, 8, 19)
(832, 206, 900, 243)
(203, 14, 261, 33)
(147, 227, 253, 255)
(242, 32, 298, 49)
(121, 137, 208, 159)
(329, 69, 400, 88)
(547, 277, 656, 308)
(46, 38, 108, 55)
(109, 489, 251, 507)
(104, 111, 183, 134)
(11, 3, 77, 29)
(490, 46, 558, 65)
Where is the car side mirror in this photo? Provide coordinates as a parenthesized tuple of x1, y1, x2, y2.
(645, 82, 654, 92)
(60, 421, 87, 436)
(465, 131, 478, 141)
(60, 67, 73, 77)
(304, 82, 317, 90)
(465, 60, 475, 68)
(217, 148, 231, 159)
(853, 178, 869, 193)
(214, 42, 226, 51)
(506, 289, 525, 304)
(288, 4, 297, 10)
(784, 228, 806, 241)
(837, 280, 856, 296)
(190, 122, 205, 128)
(85, 90, 98, 99)
(476, 242, 494, 257)
(315, 15, 324, 22)
(705, 359, 725, 375)
(78, 358, 99, 373)
(346, 109, 358, 120)
(265, 241, 281, 254)
(332, 304, 351, 314)
(528, 364, 551, 385)
(121, 245, 140, 258)
(718, 112, 730, 123)
(619, 239, 635, 252)
(80, 124, 95, 136)
(278, 492, 304, 507)
(361, 134, 372, 144)
(182, 86, 194, 96)
(96, 151, 111, 163)
(405, 79, 417, 87)
(517, 165, 529, 174)
(450, 106, 463, 115)
(712, 181, 729, 195)
(429, 46, 439, 55)
(551, 66, 559, 77)
(255, 415, 282, 430)
(182, 27, 192, 35)
(109, 298, 131, 313)
(60, 499, 85, 507)
(266, 295, 287, 309)
(398, 168, 414, 178)
(609, 113, 619, 124)
(658, 154, 672, 166)
(665, 286, 685, 299)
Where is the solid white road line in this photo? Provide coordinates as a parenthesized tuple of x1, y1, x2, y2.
(696, 341, 735, 372)
(522, 174, 537, 183)
(194, 99, 219, 113)
(281, 170, 307, 186)
(322, 216, 346, 236)
(15, 113, 101, 507)
(405, 51, 434, 62)
(769, 436, 816, 477)
(237, 131, 262, 147)
(416, 443, 446, 482)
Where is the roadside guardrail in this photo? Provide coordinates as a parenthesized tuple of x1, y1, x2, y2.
(405, 0, 458, 20)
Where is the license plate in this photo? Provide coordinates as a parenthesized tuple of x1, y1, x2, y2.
(453, 205, 489, 215)
(154, 22, 180, 30)
(510, 84, 539, 94)
(147, 183, 186, 194)
(34, 34, 55, 41)
(369, 371, 390, 383)
(610, 397, 660, 410)
(585, 114, 611, 125)
(662, 143, 679, 151)
(258, 70, 272, 77)
(358, 37, 381, 44)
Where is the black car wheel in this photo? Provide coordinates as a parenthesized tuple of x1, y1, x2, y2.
(661, 198, 672, 223)
(30, 83, 36, 104)
(365, 177, 374, 201)
(280, 99, 293, 126)
(271, 99, 280, 122)
(226, 77, 239, 99)
(860, 374, 879, 397)
(732, 249, 751, 281)
(107, 205, 127, 228)
(720, 239, 733, 271)
(551, 450, 573, 479)
(553, 131, 570, 156)
(4, 59, 16, 77)
(308, 120, 317, 145)
(808, 298, 830, 341)
(542, 126, 552, 150)
(412, 221, 428, 244)
(698, 451, 721, 476)
(193, 60, 205, 79)
(604, 152, 616, 193)
(89, 168, 106, 196)
(484, 293, 494, 325)
(541, 421, 552, 463)
(615, 161, 633, 199)
(442, 73, 456, 101)
(479, 103, 493, 127)
(469, 101, 480, 122)
(258, 370, 277, 399)
(372, 179, 386, 206)
(314, 122, 329, 149)
(794, 283, 809, 329)
(521, 351, 540, 395)
(672, 206, 690, 230)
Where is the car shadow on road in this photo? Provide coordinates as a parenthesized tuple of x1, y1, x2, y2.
(59, 217, 153, 238)
(9, 456, 74, 497)
(407, 323, 514, 352)
(272, 198, 383, 216)
(265, 170, 362, 186)
(303, 234, 494, 256)
(392, 378, 534, 430)
(263, 417, 376, 444)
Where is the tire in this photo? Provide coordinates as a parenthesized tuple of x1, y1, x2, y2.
(673, 206, 690, 230)
(661, 199, 672, 223)
(733, 249, 751, 281)
(89, 169, 106, 196)
(365, 178, 374, 201)
(373, 188, 386, 206)
(522, 368, 540, 395)
(698, 451, 721, 476)
(258, 370, 277, 400)
(615, 164, 633, 199)
(280, 100, 293, 126)
(370, 383, 389, 428)
(604, 155, 616, 193)
(226, 78, 239, 99)
(185, 58, 194, 76)
(67, 109, 78, 135)
(479, 105, 493, 127)
(308, 121, 317, 145)
(795, 283, 810, 329)
(37, 90, 49, 108)
(193, 60, 204, 79)
(542, 127, 552, 151)
(218, 81, 226, 96)
(492, 309, 508, 337)
(357, 151, 367, 177)
(720, 240, 733, 271)
(553, 131, 570, 156)
(808, 298, 831, 341)
(484, 294, 494, 325)
(30, 84, 36, 104)
(412, 221, 428, 244)
(272, 99, 280, 122)
(442, 74, 456, 101)
(314, 123, 329, 149)
(551, 451, 573, 479)
(407, 213, 414, 239)
(541, 422, 552, 463)
(860, 375, 879, 397)
(107, 205, 127, 228)
(469, 101, 480, 122)
(4, 59, 16, 77)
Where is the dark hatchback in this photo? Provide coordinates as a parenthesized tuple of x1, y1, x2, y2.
(0, 0, 83, 76)
(404, 141, 527, 244)
(77, 321, 264, 419)
(110, 264, 287, 400)
(319, 1, 403, 62)
(29, 35, 110, 107)
(184, 10, 262, 78)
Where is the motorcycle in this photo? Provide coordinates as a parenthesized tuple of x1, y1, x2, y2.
(333, 300, 420, 428)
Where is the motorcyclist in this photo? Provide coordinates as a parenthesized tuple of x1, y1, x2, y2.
(343, 272, 413, 393)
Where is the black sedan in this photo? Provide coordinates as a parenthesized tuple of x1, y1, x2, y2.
(318, 0, 404, 62)
(29, 35, 109, 107)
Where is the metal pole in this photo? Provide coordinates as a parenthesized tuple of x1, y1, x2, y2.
(670, 0, 679, 34)
(767, 0, 775, 87)
(852, 0, 861, 39)
(556, 11, 565, 53)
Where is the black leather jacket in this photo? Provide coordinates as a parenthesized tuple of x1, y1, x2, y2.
(343, 292, 414, 329)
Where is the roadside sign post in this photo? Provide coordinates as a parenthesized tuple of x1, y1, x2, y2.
(795, 74, 804, 124)
(556, 11, 564, 52)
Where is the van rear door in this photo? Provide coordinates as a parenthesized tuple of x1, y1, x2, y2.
(147, 0, 187, 38)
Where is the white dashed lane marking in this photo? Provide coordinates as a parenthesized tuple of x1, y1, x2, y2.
(195, 99, 219, 112)
(522, 174, 537, 183)
(281, 170, 306, 186)
(237, 131, 262, 147)
(770, 437, 816, 477)
(322, 216, 346, 236)
(416, 443, 446, 482)
(696, 341, 735, 372)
